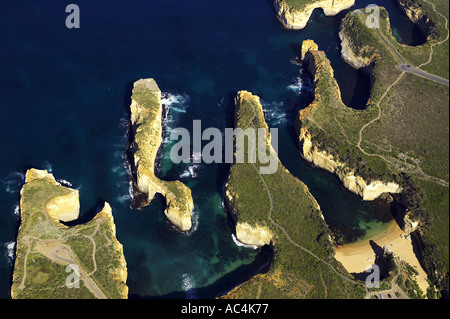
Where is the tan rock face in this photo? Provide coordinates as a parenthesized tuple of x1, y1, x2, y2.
(274, 0, 355, 30)
(23, 169, 80, 223)
(301, 39, 319, 60)
(236, 222, 273, 247)
(300, 125, 402, 201)
(129, 78, 193, 231)
(45, 190, 80, 223)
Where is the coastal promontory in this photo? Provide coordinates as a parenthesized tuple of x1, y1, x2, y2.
(223, 91, 364, 298)
(11, 169, 128, 299)
(128, 78, 194, 232)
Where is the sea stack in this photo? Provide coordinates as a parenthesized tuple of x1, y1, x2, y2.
(128, 78, 193, 232)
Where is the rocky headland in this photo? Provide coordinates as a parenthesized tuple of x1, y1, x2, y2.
(12, 169, 128, 299)
(297, 40, 402, 201)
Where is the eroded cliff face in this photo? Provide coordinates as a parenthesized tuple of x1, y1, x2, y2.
(94, 202, 129, 298)
(339, 29, 375, 69)
(297, 40, 402, 201)
(129, 78, 193, 232)
(224, 188, 274, 248)
(299, 127, 402, 200)
(22, 169, 80, 224)
(274, 0, 355, 30)
(396, 0, 435, 40)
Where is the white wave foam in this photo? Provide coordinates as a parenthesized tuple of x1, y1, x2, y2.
(13, 204, 20, 217)
(231, 234, 258, 250)
(287, 76, 303, 95)
(261, 100, 287, 125)
(2, 172, 25, 194)
(42, 161, 53, 173)
(4, 241, 16, 264)
(182, 273, 197, 299)
(57, 179, 73, 187)
(161, 92, 190, 130)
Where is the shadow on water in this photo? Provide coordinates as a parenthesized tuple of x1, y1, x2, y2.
(129, 244, 274, 299)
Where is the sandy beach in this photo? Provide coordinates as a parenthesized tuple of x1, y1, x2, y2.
(334, 221, 429, 294)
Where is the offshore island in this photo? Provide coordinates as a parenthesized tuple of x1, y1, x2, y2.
(127, 78, 194, 232)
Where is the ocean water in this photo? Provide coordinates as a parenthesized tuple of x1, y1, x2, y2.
(0, 0, 421, 298)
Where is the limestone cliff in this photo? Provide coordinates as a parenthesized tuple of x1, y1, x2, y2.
(297, 40, 402, 201)
(396, 0, 436, 40)
(12, 169, 128, 299)
(23, 169, 80, 224)
(299, 127, 402, 200)
(224, 188, 274, 247)
(338, 12, 381, 69)
(274, 0, 355, 30)
(128, 78, 193, 232)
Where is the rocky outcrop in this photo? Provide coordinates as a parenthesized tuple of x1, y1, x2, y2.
(301, 39, 319, 60)
(236, 222, 274, 247)
(224, 188, 274, 248)
(274, 0, 355, 30)
(339, 29, 375, 69)
(23, 169, 80, 224)
(128, 78, 193, 232)
(402, 211, 419, 235)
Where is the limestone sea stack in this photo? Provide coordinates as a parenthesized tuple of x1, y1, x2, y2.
(128, 78, 193, 232)
(274, 0, 355, 30)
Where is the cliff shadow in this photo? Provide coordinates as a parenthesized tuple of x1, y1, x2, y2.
(351, 240, 393, 282)
(62, 198, 106, 227)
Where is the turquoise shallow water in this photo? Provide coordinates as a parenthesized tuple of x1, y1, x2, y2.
(0, 0, 422, 298)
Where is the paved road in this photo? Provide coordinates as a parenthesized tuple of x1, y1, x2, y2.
(398, 63, 449, 86)
(376, 28, 449, 86)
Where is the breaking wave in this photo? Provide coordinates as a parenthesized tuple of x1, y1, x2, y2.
(261, 100, 287, 126)
(4, 241, 16, 265)
(231, 234, 258, 250)
(2, 172, 24, 194)
(287, 76, 303, 95)
(181, 273, 197, 299)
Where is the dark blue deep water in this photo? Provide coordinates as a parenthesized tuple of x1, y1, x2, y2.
(0, 0, 423, 298)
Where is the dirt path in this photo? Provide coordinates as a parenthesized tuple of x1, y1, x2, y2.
(17, 211, 109, 299)
(245, 101, 370, 297)
(356, 10, 450, 188)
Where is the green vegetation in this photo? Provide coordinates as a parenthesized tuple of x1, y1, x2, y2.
(224, 92, 366, 298)
(281, 0, 327, 11)
(129, 80, 193, 223)
(12, 170, 128, 299)
(298, 2, 449, 297)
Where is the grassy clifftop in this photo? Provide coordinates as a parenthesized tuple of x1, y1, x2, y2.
(224, 91, 365, 298)
(129, 78, 193, 232)
(11, 169, 128, 299)
(298, 3, 449, 297)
